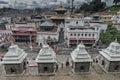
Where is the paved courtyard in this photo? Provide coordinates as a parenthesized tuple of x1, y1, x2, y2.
(0, 54, 120, 80)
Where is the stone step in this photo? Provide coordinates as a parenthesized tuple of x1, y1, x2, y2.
(92, 63, 105, 74)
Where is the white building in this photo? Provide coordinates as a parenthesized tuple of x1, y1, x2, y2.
(98, 40, 120, 73)
(0, 30, 12, 36)
(2, 17, 12, 23)
(83, 16, 108, 32)
(37, 32, 59, 46)
(89, 21, 108, 32)
(2, 43, 27, 74)
(64, 18, 108, 47)
(35, 43, 57, 75)
(15, 22, 36, 28)
(65, 18, 84, 27)
(5, 22, 36, 30)
(65, 24, 101, 47)
(5, 23, 15, 30)
(71, 42, 92, 74)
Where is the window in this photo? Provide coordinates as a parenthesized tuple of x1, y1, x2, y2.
(10, 68, 15, 73)
(44, 66, 48, 72)
(76, 21, 78, 24)
(80, 66, 84, 71)
(23, 62, 26, 70)
(85, 34, 87, 36)
(114, 65, 119, 70)
(66, 21, 70, 23)
(97, 28, 99, 30)
(74, 34, 76, 36)
(81, 34, 83, 36)
(92, 34, 94, 36)
(70, 34, 73, 36)
(78, 34, 80, 36)
(102, 60, 105, 65)
(89, 34, 91, 36)
(116, 46, 120, 50)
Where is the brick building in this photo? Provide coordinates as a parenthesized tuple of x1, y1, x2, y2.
(12, 27, 37, 42)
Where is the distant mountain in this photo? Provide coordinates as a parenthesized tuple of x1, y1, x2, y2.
(0, 0, 114, 9)
(0, 1, 8, 4)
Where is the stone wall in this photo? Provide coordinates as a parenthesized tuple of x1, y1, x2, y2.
(4, 59, 27, 74)
(98, 55, 110, 72)
(4, 64, 23, 74)
(74, 62, 91, 73)
(108, 61, 120, 72)
(38, 63, 54, 74)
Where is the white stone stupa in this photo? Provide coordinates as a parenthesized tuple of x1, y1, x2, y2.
(99, 39, 120, 61)
(71, 42, 92, 74)
(98, 39, 120, 73)
(35, 43, 57, 75)
(2, 43, 27, 74)
(36, 43, 56, 63)
(71, 42, 92, 62)
(2, 43, 27, 64)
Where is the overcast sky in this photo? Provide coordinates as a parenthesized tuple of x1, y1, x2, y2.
(0, 0, 88, 4)
(0, 0, 114, 7)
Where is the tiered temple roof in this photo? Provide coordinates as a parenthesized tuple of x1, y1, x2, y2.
(2, 43, 27, 64)
(99, 40, 120, 61)
(36, 44, 56, 63)
(71, 42, 92, 62)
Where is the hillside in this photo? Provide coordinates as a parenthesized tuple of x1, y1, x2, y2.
(104, 5, 120, 14)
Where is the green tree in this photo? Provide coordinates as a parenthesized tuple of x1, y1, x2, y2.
(75, 0, 106, 14)
(100, 25, 120, 46)
(113, 0, 120, 5)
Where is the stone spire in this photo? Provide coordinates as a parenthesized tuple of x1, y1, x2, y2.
(2, 44, 27, 64)
(99, 40, 120, 61)
(71, 43, 92, 62)
(36, 43, 56, 63)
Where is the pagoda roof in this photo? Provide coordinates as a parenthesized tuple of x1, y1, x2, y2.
(40, 21, 54, 27)
(36, 44, 56, 63)
(71, 42, 92, 62)
(99, 40, 120, 61)
(55, 6, 67, 11)
(2, 43, 27, 64)
(51, 15, 70, 19)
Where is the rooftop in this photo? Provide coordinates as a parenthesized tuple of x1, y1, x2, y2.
(40, 21, 54, 27)
(71, 42, 92, 62)
(99, 39, 120, 61)
(2, 43, 27, 64)
(55, 6, 67, 11)
(36, 43, 56, 63)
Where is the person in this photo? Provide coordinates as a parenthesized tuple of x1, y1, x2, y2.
(27, 61, 29, 64)
(61, 63, 63, 69)
(0, 58, 3, 61)
(55, 63, 58, 72)
(66, 61, 69, 67)
(96, 58, 98, 63)
(66, 58, 69, 67)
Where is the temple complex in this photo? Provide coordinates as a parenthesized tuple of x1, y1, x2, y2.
(50, 6, 70, 24)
